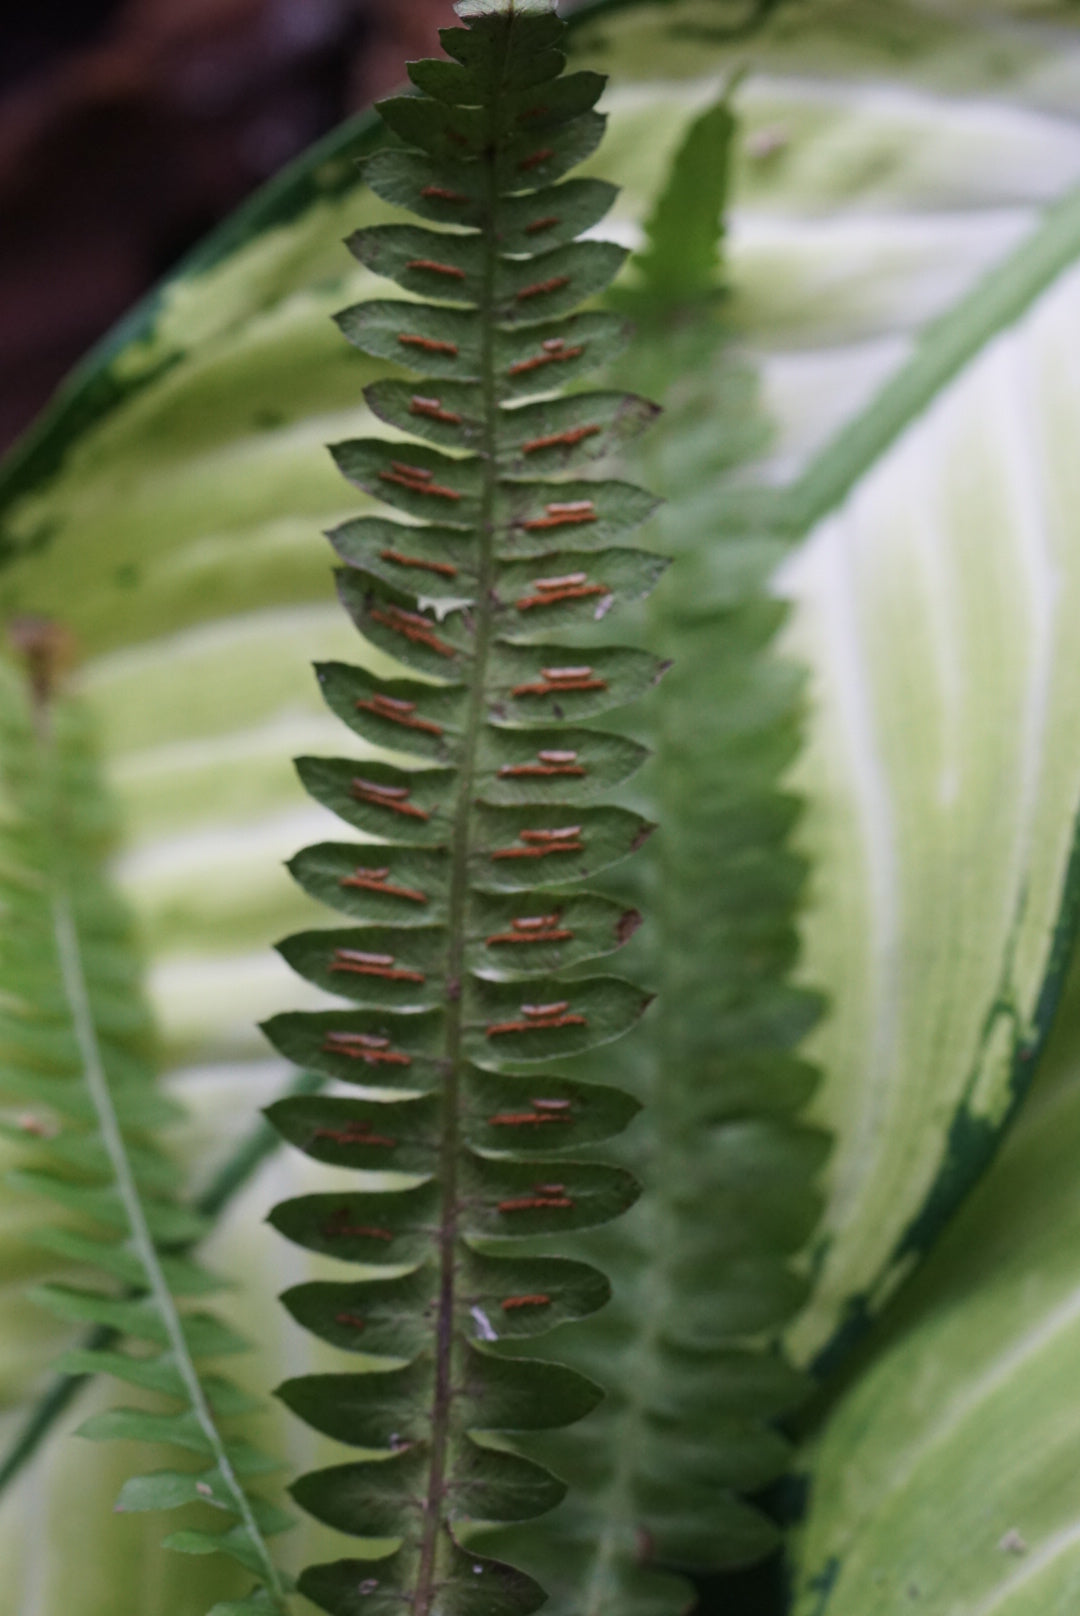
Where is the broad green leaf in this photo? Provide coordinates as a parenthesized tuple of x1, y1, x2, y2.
(790, 961, 1080, 1615)
(779, 195, 1080, 1371)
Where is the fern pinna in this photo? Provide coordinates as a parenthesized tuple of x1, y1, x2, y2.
(259, 2, 662, 1611)
(0, 622, 290, 1616)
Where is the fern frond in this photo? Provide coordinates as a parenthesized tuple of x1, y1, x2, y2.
(0, 625, 290, 1616)
(0, 1068, 324, 1502)
(263, 4, 662, 1611)
(482, 97, 828, 1613)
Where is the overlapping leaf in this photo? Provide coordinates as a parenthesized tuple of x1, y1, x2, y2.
(790, 959, 1080, 1615)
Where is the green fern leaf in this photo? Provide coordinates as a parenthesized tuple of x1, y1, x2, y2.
(0, 628, 290, 1613)
(264, 5, 661, 1612)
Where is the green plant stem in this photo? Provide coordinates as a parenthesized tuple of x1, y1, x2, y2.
(49, 890, 289, 1611)
(0, 1066, 322, 1502)
(412, 78, 503, 1616)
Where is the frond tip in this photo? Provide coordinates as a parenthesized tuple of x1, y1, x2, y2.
(264, 3, 664, 1612)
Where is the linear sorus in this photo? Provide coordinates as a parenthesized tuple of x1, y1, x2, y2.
(420, 185, 469, 203)
(334, 1312, 367, 1331)
(398, 333, 460, 356)
(532, 1097, 573, 1111)
(501, 1294, 553, 1310)
(379, 548, 459, 579)
(391, 460, 433, 481)
(357, 695, 445, 737)
(515, 274, 571, 301)
(497, 752, 586, 776)
(515, 570, 608, 610)
(489, 844, 584, 861)
(486, 1002, 588, 1036)
(351, 776, 432, 821)
(486, 908, 571, 940)
(497, 1191, 574, 1212)
(520, 499, 598, 531)
(485, 927, 573, 945)
(330, 948, 426, 984)
(324, 1207, 394, 1240)
(313, 1120, 398, 1148)
(378, 470, 462, 500)
(321, 1031, 413, 1067)
(521, 423, 602, 455)
(487, 1110, 572, 1127)
(406, 257, 467, 279)
(511, 663, 608, 697)
(508, 342, 584, 377)
(370, 606, 457, 657)
(340, 867, 430, 904)
(411, 395, 464, 425)
(518, 146, 555, 170)
(524, 214, 560, 234)
(490, 825, 585, 860)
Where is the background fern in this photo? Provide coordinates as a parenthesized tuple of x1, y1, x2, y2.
(481, 98, 827, 1615)
(0, 624, 292, 1616)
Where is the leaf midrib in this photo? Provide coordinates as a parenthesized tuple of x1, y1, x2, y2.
(39, 713, 288, 1611)
(412, 37, 509, 1616)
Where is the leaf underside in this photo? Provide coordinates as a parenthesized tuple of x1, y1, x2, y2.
(264, 6, 661, 1613)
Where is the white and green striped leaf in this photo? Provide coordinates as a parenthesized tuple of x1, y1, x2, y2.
(790, 960, 1080, 1615)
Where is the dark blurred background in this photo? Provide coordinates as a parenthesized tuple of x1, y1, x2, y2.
(0, 0, 463, 453)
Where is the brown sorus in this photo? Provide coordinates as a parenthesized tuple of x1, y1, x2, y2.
(518, 146, 555, 171)
(398, 334, 460, 357)
(340, 868, 430, 904)
(371, 607, 457, 657)
(410, 395, 464, 425)
(351, 777, 432, 821)
(516, 274, 571, 301)
(508, 343, 584, 377)
(358, 696, 445, 738)
(522, 424, 602, 455)
(407, 258, 467, 279)
(380, 549, 459, 579)
(420, 185, 469, 203)
(378, 471, 462, 501)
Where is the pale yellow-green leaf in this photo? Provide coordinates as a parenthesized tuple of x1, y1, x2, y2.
(790, 958, 1080, 1615)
